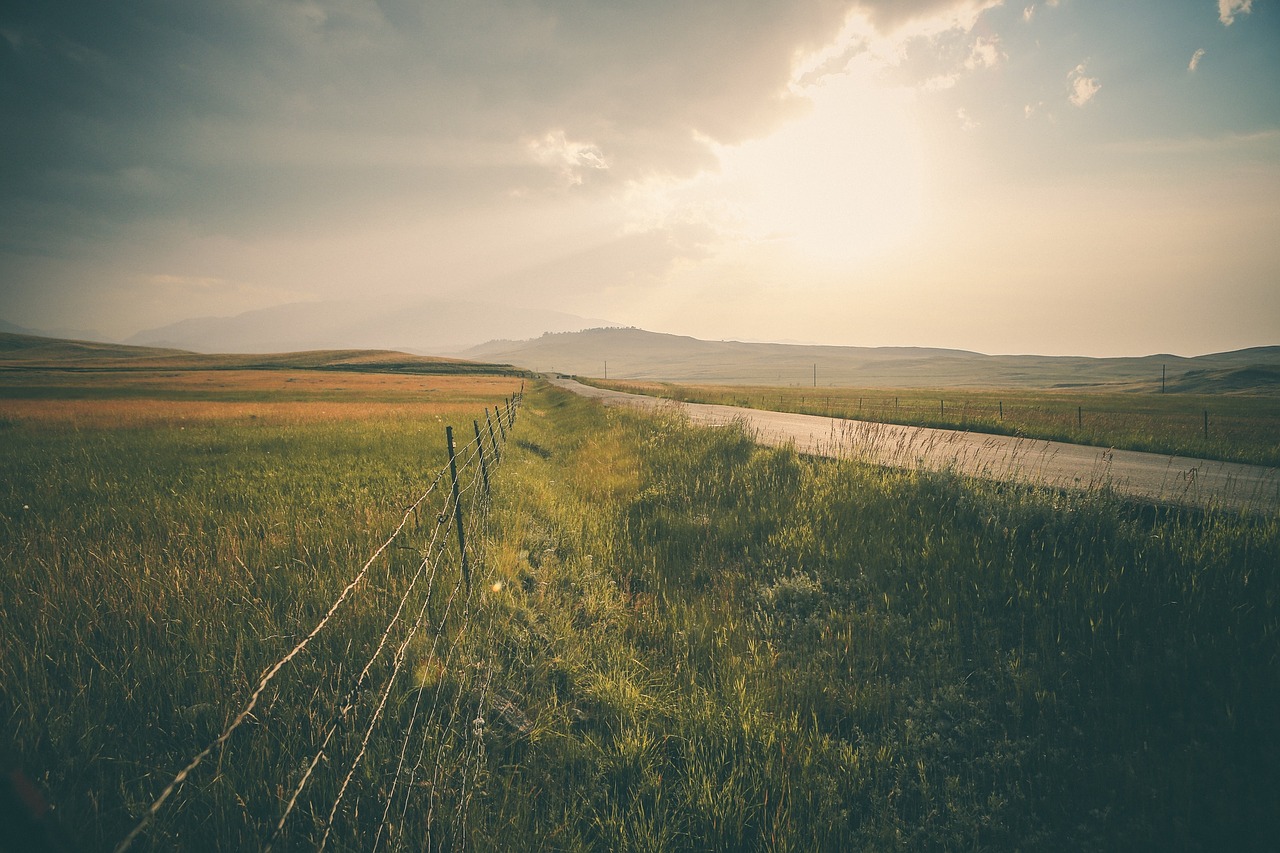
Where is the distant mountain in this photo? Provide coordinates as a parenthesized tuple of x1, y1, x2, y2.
(0, 318, 114, 343)
(126, 299, 618, 355)
(463, 327, 1280, 392)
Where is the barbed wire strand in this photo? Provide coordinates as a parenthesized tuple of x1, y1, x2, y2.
(314, 420, 503, 850)
(115, 400, 518, 852)
(265, 490, 458, 850)
(114, 459, 456, 852)
(317, 467, 491, 849)
(372, 468, 496, 850)
(420, 478, 494, 849)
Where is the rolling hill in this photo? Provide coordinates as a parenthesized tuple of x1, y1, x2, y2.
(0, 332, 527, 376)
(463, 327, 1280, 392)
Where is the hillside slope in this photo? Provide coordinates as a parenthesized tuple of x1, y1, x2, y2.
(464, 328, 1280, 391)
(0, 332, 525, 375)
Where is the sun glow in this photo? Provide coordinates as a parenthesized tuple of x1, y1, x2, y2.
(621, 32, 925, 273)
(715, 60, 924, 264)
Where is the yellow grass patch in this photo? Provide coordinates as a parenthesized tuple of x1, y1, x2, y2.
(0, 370, 526, 427)
(0, 369, 522, 397)
(0, 398, 504, 428)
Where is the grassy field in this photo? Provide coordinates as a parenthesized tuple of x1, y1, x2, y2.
(3, 374, 1277, 849)
(584, 379, 1280, 467)
(0, 368, 525, 850)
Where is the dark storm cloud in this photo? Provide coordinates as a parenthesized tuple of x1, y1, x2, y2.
(1, 0, 896, 247)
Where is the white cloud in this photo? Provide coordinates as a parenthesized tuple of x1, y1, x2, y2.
(1068, 63, 1101, 107)
(1188, 48, 1206, 71)
(1218, 0, 1253, 25)
(958, 108, 979, 130)
(1023, 6, 1035, 22)
(527, 131, 610, 187)
(964, 35, 1004, 70)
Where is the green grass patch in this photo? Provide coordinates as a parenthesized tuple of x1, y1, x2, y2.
(433, 386, 1279, 849)
(3, 378, 1277, 849)
(585, 379, 1280, 467)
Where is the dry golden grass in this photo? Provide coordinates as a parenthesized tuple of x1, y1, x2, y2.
(0, 368, 521, 396)
(0, 370, 525, 427)
(0, 398, 503, 428)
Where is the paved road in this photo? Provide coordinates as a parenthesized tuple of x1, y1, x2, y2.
(550, 377, 1280, 514)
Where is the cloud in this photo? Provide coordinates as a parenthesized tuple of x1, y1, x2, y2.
(1, 0, 1012, 242)
(1023, 6, 1036, 22)
(964, 35, 1004, 69)
(1218, 0, 1253, 25)
(0, 1, 864, 238)
(853, 0, 1003, 31)
(528, 131, 610, 187)
(0, 0, 1022, 332)
(1068, 63, 1101, 107)
(1188, 48, 1207, 71)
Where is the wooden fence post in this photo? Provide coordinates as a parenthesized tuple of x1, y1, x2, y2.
(446, 426, 470, 589)
(495, 403, 507, 442)
(486, 409, 501, 462)
(474, 420, 490, 498)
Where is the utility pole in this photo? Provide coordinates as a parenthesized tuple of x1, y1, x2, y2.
(813, 363, 816, 388)
(1161, 364, 1166, 394)
(604, 360, 608, 380)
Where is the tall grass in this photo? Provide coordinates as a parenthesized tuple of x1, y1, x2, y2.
(2, 378, 1276, 849)
(465, 385, 1280, 849)
(1, 378, 523, 850)
(587, 379, 1280, 467)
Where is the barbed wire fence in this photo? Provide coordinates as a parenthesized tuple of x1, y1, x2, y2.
(113, 391, 525, 853)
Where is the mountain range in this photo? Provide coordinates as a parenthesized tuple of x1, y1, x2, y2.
(463, 327, 1280, 392)
(122, 299, 615, 354)
(4, 307, 1277, 392)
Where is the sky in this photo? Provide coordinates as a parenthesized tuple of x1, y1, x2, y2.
(1, 0, 1278, 356)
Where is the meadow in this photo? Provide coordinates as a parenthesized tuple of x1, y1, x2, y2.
(2, 372, 1277, 850)
(585, 379, 1280, 467)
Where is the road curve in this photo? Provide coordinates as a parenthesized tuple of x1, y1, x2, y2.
(549, 377, 1280, 514)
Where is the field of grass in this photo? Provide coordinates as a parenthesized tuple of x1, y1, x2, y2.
(0, 369, 525, 850)
(585, 379, 1280, 467)
(3, 374, 1277, 850)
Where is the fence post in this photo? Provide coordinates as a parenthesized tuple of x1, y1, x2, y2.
(474, 420, 490, 498)
(486, 409, 501, 462)
(1204, 410, 1209, 440)
(1078, 406, 1082, 429)
(495, 403, 507, 442)
(446, 426, 470, 590)
(999, 401, 1003, 421)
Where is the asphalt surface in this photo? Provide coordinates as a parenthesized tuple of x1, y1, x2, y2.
(549, 377, 1280, 514)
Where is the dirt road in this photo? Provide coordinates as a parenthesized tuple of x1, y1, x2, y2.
(550, 377, 1280, 514)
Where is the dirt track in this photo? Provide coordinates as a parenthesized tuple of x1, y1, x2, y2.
(550, 377, 1280, 514)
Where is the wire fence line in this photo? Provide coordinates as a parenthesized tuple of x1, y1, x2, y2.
(114, 391, 524, 853)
